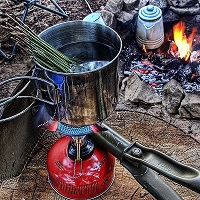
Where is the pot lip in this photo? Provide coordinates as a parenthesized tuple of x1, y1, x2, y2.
(37, 20, 122, 76)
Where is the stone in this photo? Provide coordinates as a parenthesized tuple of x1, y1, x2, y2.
(140, 189, 149, 198)
(162, 79, 184, 114)
(123, 0, 139, 12)
(182, 15, 200, 29)
(189, 15, 200, 24)
(167, 0, 199, 7)
(170, 4, 200, 15)
(179, 93, 200, 119)
(116, 11, 134, 24)
(100, 10, 117, 29)
(104, 0, 124, 16)
(0, 18, 8, 23)
(190, 122, 200, 142)
(162, 8, 180, 23)
(148, 0, 168, 8)
(125, 72, 162, 104)
(136, 0, 149, 11)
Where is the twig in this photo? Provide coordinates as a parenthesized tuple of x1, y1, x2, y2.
(6, 14, 81, 72)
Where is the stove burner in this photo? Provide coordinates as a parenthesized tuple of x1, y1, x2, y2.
(68, 136, 95, 160)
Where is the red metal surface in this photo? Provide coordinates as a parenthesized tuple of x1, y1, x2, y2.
(47, 136, 115, 199)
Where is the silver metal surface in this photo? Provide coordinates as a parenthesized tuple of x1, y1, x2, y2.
(35, 21, 122, 126)
(0, 70, 55, 180)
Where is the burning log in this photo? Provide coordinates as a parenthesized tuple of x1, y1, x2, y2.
(170, 21, 197, 61)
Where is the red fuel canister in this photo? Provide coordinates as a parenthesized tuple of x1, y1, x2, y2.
(47, 136, 115, 199)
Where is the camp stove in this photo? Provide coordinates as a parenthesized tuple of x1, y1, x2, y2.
(33, 20, 122, 199)
(1, 21, 200, 200)
(46, 127, 115, 200)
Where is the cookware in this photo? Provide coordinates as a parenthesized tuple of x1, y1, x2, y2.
(136, 5, 164, 49)
(35, 21, 122, 126)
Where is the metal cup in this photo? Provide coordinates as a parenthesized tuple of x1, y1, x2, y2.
(83, 12, 105, 25)
(35, 21, 122, 126)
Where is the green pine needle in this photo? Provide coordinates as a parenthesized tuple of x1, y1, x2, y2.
(7, 15, 82, 73)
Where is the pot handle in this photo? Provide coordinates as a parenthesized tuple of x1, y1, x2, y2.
(0, 76, 58, 122)
(123, 142, 200, 194)
(91, 123, 200, 194)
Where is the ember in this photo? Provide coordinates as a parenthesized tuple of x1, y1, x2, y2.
(120, 21, 200, 94)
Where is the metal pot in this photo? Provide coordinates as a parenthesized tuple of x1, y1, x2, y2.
(35, 21, 122, 126)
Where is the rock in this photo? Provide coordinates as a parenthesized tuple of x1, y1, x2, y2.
(179, 93, 200, 119)
(116, 10, 134, 24)
(170, 4, 200, 15)
(167, 0, 199, 8)
(104, 0, 124, 16)
(0, 18, 8, 23)
(162, 79, 184, 114)
(162, 8, 180, 23)
(136, 0, 149, 11)
(190, 122, 200, 142)
(149, 0, 168, 8)
(125, 72, 162, 104)
(184, 15, 200, 30)
(123, 0, 139, 12)
(140, 189, 149, 198)
(100, 10, 117, 29)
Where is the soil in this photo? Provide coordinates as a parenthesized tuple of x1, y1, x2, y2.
(0, 1, 200, 200)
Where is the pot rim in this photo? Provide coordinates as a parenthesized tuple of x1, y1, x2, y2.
(37, 20, 122, 76)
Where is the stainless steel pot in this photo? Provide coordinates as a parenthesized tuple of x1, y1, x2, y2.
(35, 21, 122, 126)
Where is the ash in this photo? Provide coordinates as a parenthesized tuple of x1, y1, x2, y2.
(120, 39, 200, 95)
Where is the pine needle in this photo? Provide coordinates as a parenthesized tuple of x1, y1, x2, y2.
(6, 15, 82, 73)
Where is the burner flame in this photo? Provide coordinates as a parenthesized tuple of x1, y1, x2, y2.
(173, 21, 197, 61)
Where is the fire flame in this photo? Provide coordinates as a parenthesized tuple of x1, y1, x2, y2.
(173, 21, 197, 61)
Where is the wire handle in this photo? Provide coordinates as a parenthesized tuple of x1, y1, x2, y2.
(0, 76, 57, 122)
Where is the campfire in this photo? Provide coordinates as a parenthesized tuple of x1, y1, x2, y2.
(170, 21, 197, 61)
(95, 0, 200, 136)
(120, 20, 200, 94)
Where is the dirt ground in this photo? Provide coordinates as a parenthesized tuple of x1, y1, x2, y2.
(0, 0, 107, 87)
(0, 1, 200, 200)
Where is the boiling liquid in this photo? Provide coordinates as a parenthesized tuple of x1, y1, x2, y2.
(70, 60, 109, 73)
(58, 42, 118, 73)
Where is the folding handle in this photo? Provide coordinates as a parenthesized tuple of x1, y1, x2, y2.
(91, 124, 182, 200)
(123, 142, 200, 194)
(91, 122, 200, 194)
